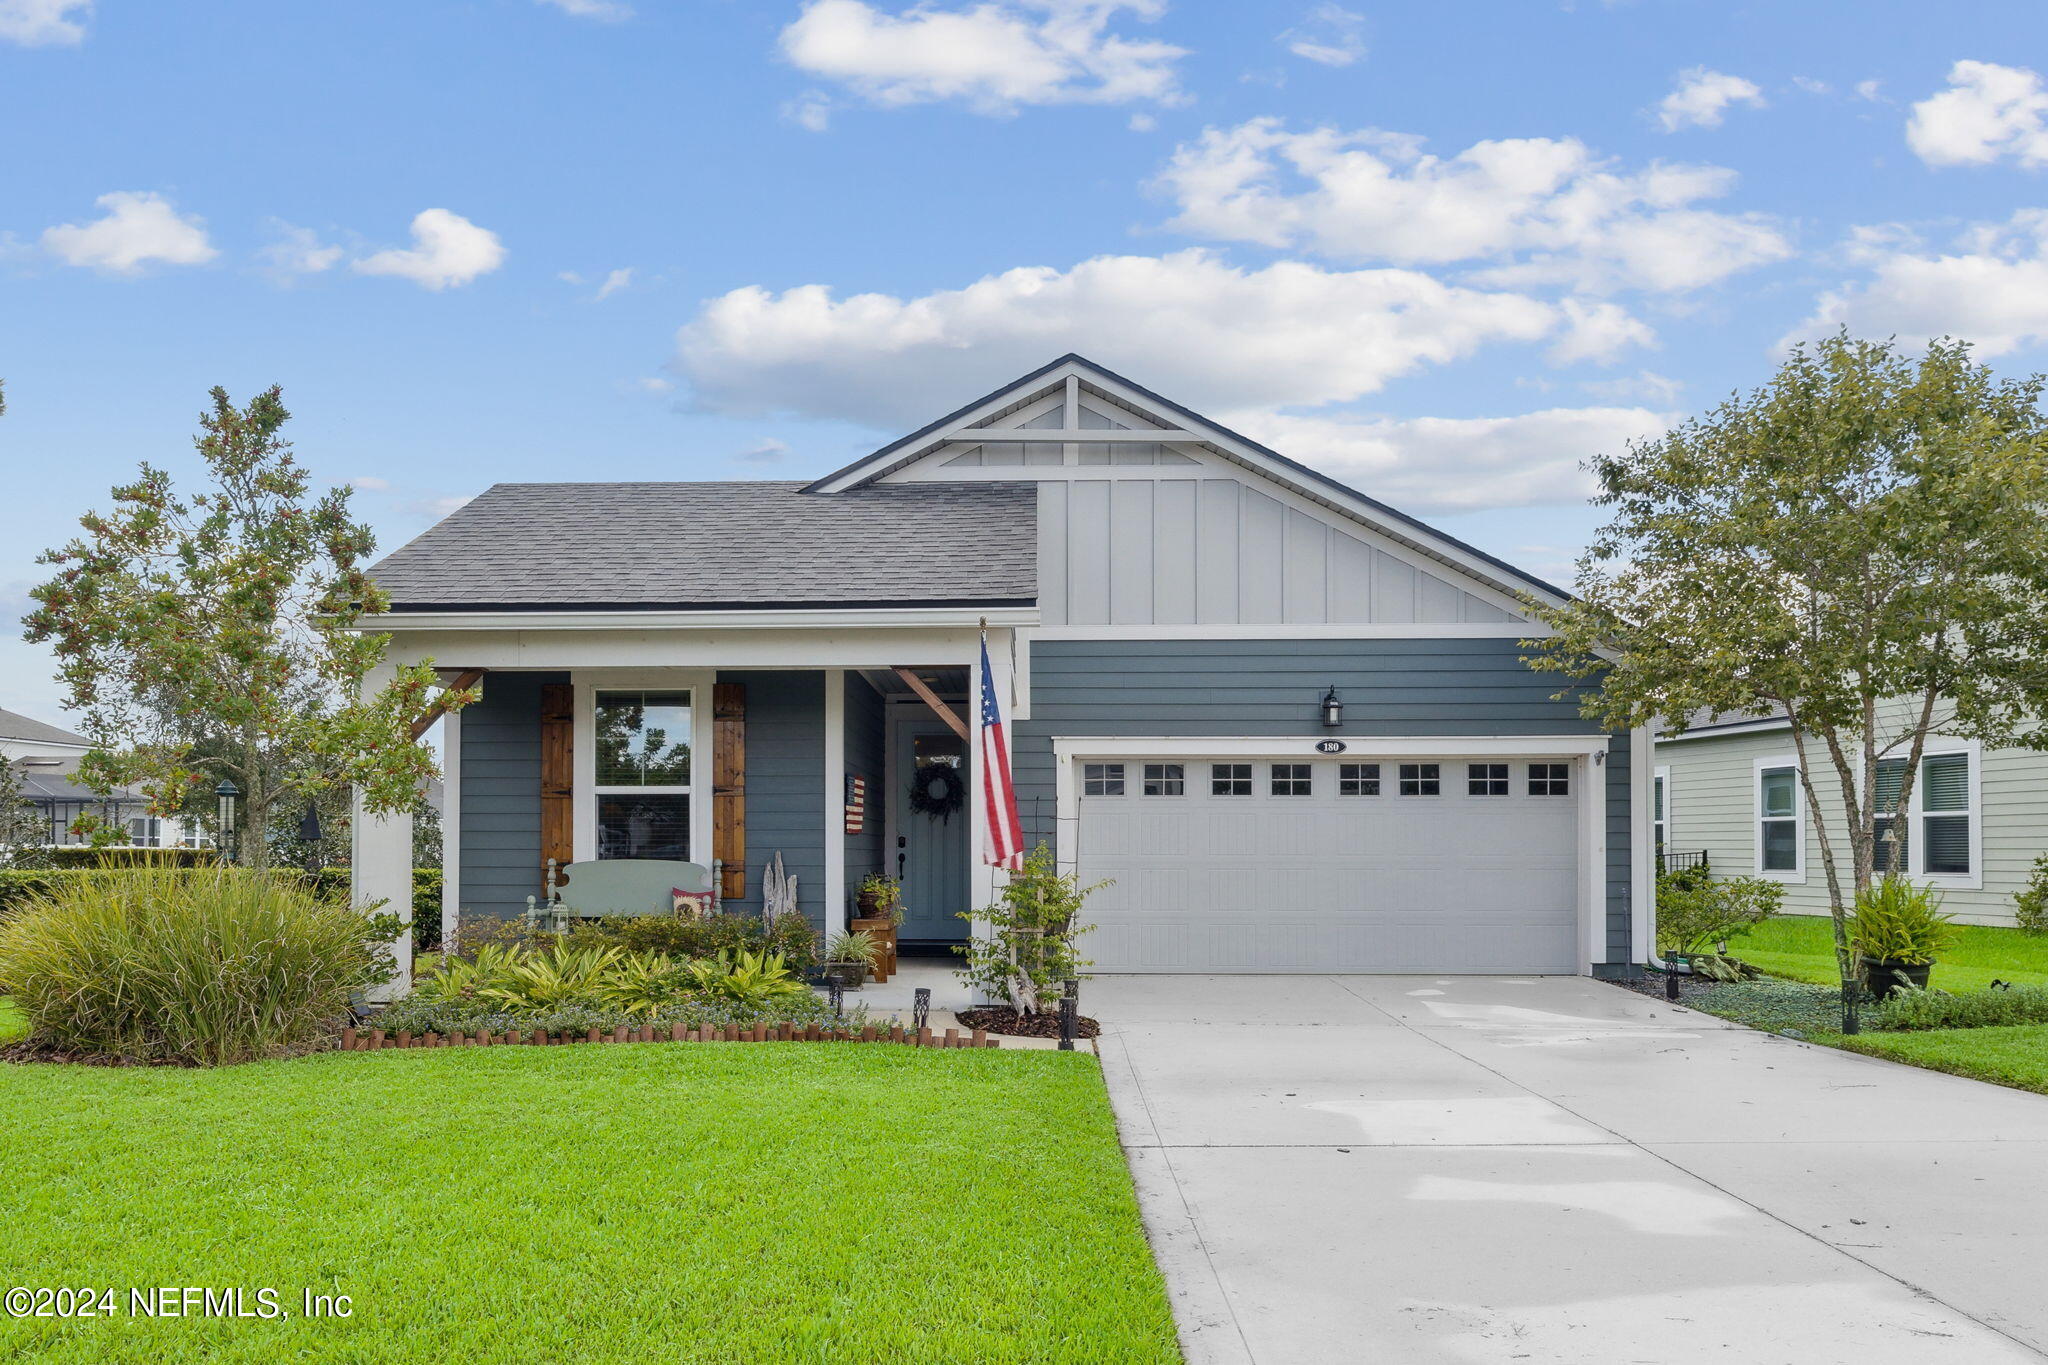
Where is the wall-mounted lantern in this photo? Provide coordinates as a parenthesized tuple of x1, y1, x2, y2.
(1320, 685, 1344, 729)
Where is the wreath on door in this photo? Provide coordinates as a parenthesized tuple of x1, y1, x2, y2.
(907, 763, 965, 823)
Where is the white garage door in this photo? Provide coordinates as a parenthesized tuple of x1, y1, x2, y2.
(1075, 754, 1581, 974)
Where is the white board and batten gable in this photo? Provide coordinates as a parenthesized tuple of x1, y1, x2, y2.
(806, 355, 1565, 632)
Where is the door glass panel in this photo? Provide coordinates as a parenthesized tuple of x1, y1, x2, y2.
(914, 734, 965, 767)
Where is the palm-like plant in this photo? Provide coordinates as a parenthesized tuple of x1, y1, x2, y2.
(477, 943, 625, 1010)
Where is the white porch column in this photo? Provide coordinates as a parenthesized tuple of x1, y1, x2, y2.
(440, 705, 462, 953)
(352, 661, 415, 1000)
(822, 668, 846, 936)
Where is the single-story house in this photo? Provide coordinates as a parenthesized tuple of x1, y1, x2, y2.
(352, 355, 1650, 988)
(1, 707, 202, 849)
(1655, 701, 2040, 926)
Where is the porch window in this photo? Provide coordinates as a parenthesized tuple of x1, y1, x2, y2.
(594, 689, 692, 860)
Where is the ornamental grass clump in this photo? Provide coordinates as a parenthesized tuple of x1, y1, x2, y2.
(0, 869, 385, 1065)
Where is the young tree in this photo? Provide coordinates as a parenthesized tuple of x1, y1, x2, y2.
(1527, 335, 2048, 1030)
(24, 386, 475, 872)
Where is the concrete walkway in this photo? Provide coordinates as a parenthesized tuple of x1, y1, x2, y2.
(1091, 974, 2048, 1365)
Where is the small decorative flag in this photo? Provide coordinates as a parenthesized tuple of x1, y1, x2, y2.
(978, 633, 1024, 870)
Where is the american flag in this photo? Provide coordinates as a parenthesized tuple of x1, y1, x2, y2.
(978, 633, 1025, 870)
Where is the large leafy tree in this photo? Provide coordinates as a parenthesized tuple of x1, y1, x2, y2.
(1526, 335, 2048, 1029)
(24, 386, 474, 872)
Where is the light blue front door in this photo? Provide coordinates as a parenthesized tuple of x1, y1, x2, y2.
(891, 718, 970, 944)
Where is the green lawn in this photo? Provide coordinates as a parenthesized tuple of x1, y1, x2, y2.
(0, 1044, 1179, 1365)
(0, 998, 22, 1044)
(1737, 914, 2048, 990)
(1840, 1024, 2048, 1096)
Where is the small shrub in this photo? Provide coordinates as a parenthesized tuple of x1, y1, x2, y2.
(1873, 983, 2048, 1031)
(1683, 980, 1847, 1035)
(568, 910, 820, 973)
(0, 869, 386, 1064)
(824, 929, 881, 968)
(681, 950, 810, 1008)
(1656, 868, 1783, 958)
(1851, 876, 1958, 965)
(957, 842, 1102, 1017)
(2014, 853, 2048, 936)
(372, 991, 856, 1038)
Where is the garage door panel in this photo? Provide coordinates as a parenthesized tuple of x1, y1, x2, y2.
(1076, 753, 1582, 974)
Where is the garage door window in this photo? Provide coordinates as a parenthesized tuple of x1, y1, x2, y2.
(1083, 763, 1125, 796)
(1399, 763, 1440, 796)
(1467, 763, 1509, 796)
(1339, 763, 1380, 796)
(1143, 763, 1184, 796)
(1271, 764, 1312, 796)
(1528, 763, 1570, 796)
(1211, 763, 1252, 796)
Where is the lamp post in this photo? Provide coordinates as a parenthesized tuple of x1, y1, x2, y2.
(298, 802, 324, 879)
(214, 779, 241, 865)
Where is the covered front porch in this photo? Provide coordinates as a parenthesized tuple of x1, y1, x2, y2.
(351, 616, 1026, 992)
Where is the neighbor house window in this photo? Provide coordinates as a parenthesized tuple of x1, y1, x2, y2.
(1271, 763, 1312, 796)
(1211, 763, 1252, 796)
(1339, 763, 1380, 796)
(1468, 763, 1508, 796)
(1398, 763, 1440, 797)
(1758, 762, 1799, 875)
(1142, 763, 1183, 796)
(1528, 763, 1570, 797)
(1653, 769, 1669, 858)
(595, 689, 692, 860)
(1084, 763, 1125, 796)
(1920, 751, 1973, 876)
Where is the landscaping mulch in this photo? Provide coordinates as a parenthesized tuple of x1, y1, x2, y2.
(957, 1006, 1101, 1040)
(1613, 971, 1853, 1036)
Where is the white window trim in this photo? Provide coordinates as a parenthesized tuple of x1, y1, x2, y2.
(1753, 754, 1805, 883)
(1878, 739, 1983, 892)
(572, 669, 716, 867)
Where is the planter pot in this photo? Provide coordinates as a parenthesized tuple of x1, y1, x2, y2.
(1861, 956, 1932, 998)
(823, 962, 870, 990)
(849, 916, 898, 983)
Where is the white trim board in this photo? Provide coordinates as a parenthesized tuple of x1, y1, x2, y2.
(1753, 752, 1806, 884)
(1029, 624, 1547, 641)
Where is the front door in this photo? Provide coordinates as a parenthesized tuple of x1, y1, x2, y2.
(890, 716, 970, 944)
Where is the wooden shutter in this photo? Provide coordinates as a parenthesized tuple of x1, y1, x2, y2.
(539, 683, 574, 885)
(713, 682, 746, 901)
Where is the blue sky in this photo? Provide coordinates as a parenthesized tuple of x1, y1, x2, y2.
(5, 0, 2048, 719)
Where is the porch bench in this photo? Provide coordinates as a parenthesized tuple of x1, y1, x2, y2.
(525, 858, 722, 933)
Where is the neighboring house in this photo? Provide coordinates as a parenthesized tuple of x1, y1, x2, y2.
(352, 355, 1649, 985)
(1654, 700, 2037, 926)
(0, 706, 202, 848)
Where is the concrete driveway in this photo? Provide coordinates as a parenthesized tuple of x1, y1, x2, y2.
(1091, 974, 2048, 1365)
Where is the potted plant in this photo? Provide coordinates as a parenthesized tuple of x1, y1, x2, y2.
(1852, 876, 1959, 997)
(821, 930, 881, 990)
(850, 873, 903, 982)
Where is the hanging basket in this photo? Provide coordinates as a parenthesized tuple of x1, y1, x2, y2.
(907, 763, 965, 823)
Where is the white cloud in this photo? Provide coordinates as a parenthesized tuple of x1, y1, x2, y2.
(353, 209, 506, 290)
(1151, 118, 1790, 293)
(631, 376, 675, 395)
(1791, 76, 1831, 96)
(1906, 60, 2048, 169)
(1128, 111, 1156, 132)
(0, 0, 89, 46)
(1580, 368, 1683, 405)
(1278, 4, 1365, 67)
(1655, 67, 1765, 132)
(1220, 404, 1672, 513)
(256, 223, 344, 283)
(536, 0, 631, 19)
(1548, 298, 1656, 365)
(674, 249, 1591, 428)
(1854, 78, 1884, 103)
(1786, 209, 2048, 356)
(778, 0, 1186, 115)
(736, 439, 792, 464)
(349, 476, 392, 491)
(41, 191, 217, 274)
(784, 91, 836, 131)
(594, 267, 633, 300)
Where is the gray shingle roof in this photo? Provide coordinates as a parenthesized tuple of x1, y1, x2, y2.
(0, 708, 89, 747)
(369, 481, 1038, 611)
